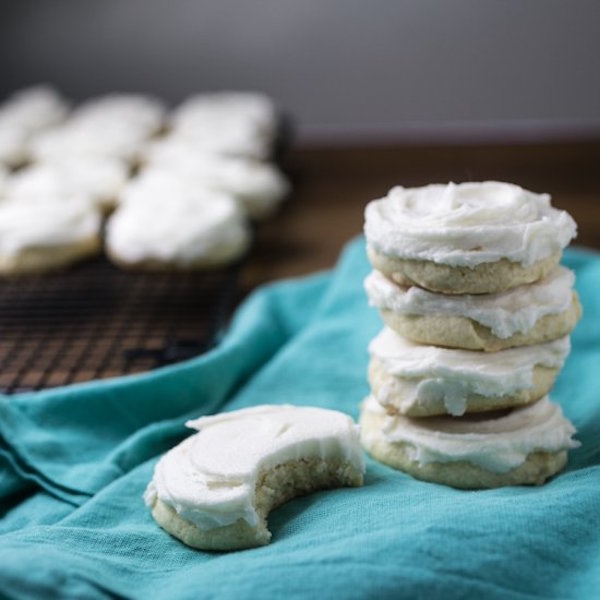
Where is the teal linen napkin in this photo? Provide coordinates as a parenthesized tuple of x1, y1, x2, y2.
(0, 238, 599, 600)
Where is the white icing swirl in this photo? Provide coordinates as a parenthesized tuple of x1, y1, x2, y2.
(364, 266, 575, 338)
(30, 122, 148, 164)
(4, 158, 128, 209)
(0, 85, 68, 134)
(142, 145, 289, 218)
(362, 395, 579, 473)
(71, 93, 165, 136)
(370, 327, 570, 416)
(144, 405, 364, 530)
(169, 92, 278, 159)
(364, 182, 577, 267)
(0, 199, 100, 257)
(106, 178, 250, 265)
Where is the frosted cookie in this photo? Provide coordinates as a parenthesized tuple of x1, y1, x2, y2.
(0, 199, 101, 274)
(143, 144, 289, 219)
(364, 182, 577, 294)
(365, 267, 581, 351)
(144, 405, 365, 550)
(360, 395, 578, 489)
(5, 158, 128, 212)
(172, 91, 277, 139)
(369, 327, 570, 417)
(106, 180, 250, 269)
(0, 164, 8, 197)
(0, 85, 68, 135)
(30, 122, 147, 164)
(71, 93, 166, 137)
(170, 92, 278, 159)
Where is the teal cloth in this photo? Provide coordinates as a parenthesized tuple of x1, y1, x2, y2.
(0, 238, 599, 600)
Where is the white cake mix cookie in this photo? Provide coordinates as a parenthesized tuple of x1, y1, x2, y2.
(172, 91, 277, 139)
(169, 92, 278, 159)
(143, 143, 289, 219)
(71, 93, 166, 137)
(144, 405, 365, 550)
(0, 199, 101, 274)
(369, 327, 570, 417)
(5, 158, 128, 212)
(0, 85, 68, 135)
(364, 182, 577, 294)
(30, 122, 147, 165)
(360, 395, 578, 489)
(106, 179, 250, 269)
(365, 267, 581, 351)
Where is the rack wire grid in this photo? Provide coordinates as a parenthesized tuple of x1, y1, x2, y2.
(0, 257, 239, 394)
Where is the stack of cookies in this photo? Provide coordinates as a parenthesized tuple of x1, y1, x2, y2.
(359, 181, 582, 489)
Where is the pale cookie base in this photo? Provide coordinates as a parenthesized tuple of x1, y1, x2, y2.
(148, 458, 363, 551)
(360, 406, 568, 489)
(380, 291, 581, 352)
(367, 245, 561, 294)
(0, 236, 101, 275)
(368, 356, 558, 417)
(106, 238, 250, 272)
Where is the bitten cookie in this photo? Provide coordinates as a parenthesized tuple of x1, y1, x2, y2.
(365, 267, 581, 351)
(106, 176, 251, 270)
(0, 199, 101, 274)
(369, 327, 570, 417)
(145, 405, 365, 551)
(360, 395, 579, 489)
(364, 182, 577, 294)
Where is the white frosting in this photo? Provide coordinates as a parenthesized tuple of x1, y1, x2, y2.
(71, 93, 165, 136)
(142, 144, 289, 217)
(0, 86, 68, 134)
(30, 122, 147, 163)
(0, 198, 100, 257)
(0, 127, 29, 167)
(370, 327, 570, 416)
(144, 404, 364, 530)
(364, 182, 577, 267)
(169, 92, 278, 159)
(4, 158, 128, 209)
(362, 395, 579, 473)
(172, 92, 277, 137)
(106, 177, 250, 265)
(0, 164, 8, 196)
(365, 266, 575, 338)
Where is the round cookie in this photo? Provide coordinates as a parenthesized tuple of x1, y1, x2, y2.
(141, 146, 290, 219)
(368, 328, 570, 417)
(106, 176, 251, 270)
(0, 199, 101, 274)
(145, 405, 365, 551)
(364, 182, 577, 294)
(5, 158, 128, 212)
(360, 395, 579, 489)
(365, 267, 581, 351)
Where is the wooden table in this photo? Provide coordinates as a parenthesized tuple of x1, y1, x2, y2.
(242, 141, 600, 294)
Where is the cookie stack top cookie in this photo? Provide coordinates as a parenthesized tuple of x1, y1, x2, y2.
(360, 181, 581, 489)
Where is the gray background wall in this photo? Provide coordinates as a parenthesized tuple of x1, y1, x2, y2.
(1, 0, 599, 143)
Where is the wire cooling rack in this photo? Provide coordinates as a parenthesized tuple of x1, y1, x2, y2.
(0, 258, 239, 393)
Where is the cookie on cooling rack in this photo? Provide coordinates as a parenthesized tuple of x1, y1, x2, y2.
(0, 199, 101, 275)
(106, 176, 251, 270)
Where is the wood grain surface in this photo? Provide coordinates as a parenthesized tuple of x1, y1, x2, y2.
(242, 142, 600, 293)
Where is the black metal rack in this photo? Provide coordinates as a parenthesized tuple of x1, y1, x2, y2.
(0, 257, 239, 393)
